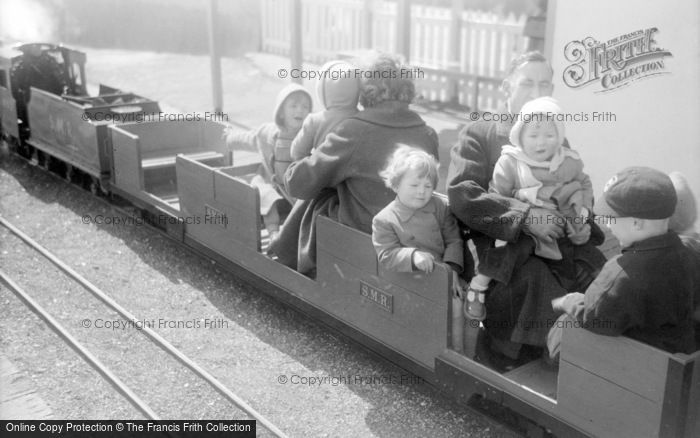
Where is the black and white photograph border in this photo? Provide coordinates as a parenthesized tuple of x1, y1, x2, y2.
(0, 1, 699, 437)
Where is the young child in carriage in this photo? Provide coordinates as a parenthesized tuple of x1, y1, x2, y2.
(465, 97, 594, 320)
(371, 145, 465, 298)
(224, 84, 312, 239)
(290, 60, 360, 161)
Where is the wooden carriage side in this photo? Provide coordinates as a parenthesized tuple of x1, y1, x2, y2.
(557, 317, 700, 438)
(176, 155, 262, 255)
(110, 120, 230, 206)
(316, 215, 451, 371)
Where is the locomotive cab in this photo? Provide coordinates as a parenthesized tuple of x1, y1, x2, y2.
(5, 43, 87, 140)
(0, 48, 19, 144)
(11, 43, 87, 98)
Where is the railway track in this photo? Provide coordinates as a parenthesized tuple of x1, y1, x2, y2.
(0, 215, 288, 437)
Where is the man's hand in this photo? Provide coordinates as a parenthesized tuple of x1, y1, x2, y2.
(523, 207, 565, 243)
(450, 268, 465, 298)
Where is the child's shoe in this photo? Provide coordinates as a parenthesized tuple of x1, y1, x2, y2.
(464, 287, 486, 321)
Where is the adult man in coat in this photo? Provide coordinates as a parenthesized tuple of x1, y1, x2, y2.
(447, 52, 606, 364)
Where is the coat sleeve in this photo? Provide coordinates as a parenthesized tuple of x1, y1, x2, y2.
(446, 124, 530, 242)
(575, 166, 594, 211)
(438, 199, 464, 272)
(578, 262, 640, 336)
(290, 116, 317, 161)
(372, 213, 415, 272)
(284, 123, 355, 200)
(488, 154, 518, 198)
(224, 125, 258, 150)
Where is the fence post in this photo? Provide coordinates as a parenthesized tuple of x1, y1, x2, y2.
(290, 0, 303, 83)
(362, 0, 373, 48)
(447, 0, 463, 104)
(396, 0, 411, 62)
(207, 0, 223, 112)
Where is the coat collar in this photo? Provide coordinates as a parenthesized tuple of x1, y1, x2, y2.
(622, 231, 682, 253)
(392, 196, 437, 222)
(352, 101, 427, 128)
(493, 106, 513, 137)
(500, 144, 581, 172)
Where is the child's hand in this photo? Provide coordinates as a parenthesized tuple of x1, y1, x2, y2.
(579, 207, 590, 222)
(413, 251, 435, 273)
(222, 125, 236, 144)
(451, 269, 464, 299)
(568, 223, 591, 245)
(551, 292, 585, 315)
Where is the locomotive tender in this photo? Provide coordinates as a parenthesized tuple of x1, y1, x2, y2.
(1, 40, 698, 438)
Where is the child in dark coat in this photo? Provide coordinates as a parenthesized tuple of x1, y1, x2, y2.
(548, 167, 698, 357)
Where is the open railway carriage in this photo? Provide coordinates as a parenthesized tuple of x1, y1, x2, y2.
(107, 120, 234, 239)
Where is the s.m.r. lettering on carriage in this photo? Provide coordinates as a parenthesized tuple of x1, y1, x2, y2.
(204, 204, 228, 228)
(360, 281, 393, 313)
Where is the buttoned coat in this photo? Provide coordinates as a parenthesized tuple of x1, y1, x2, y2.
(372, 196, 463, 272)
(272, 101, 439, 275)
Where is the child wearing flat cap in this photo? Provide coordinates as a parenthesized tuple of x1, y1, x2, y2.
(548, 167, 698, 357)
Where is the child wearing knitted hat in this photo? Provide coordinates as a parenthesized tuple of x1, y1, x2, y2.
(465, 96, 593, 320)
(548, 167, 697, 356)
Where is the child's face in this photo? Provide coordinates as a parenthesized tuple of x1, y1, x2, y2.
(281, 92, 311, 131)
(520, 121, 559, 161)
(395, 168, 434, 210)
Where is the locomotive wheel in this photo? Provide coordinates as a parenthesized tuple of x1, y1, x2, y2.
(16, 142, 31, 159)
(29, 148, 41, 167)
(4, 135, 17, 153)
(41, 153, 52, 171)
(65, 164, 75, 183)
(88, 177, 101, 196)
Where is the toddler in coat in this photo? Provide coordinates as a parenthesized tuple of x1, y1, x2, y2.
(466, 97, 593, 320)
(372, 146, 464, 294)
(225, 84, 312, 238)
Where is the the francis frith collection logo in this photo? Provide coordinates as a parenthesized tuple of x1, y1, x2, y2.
(563, 28, 672, 92)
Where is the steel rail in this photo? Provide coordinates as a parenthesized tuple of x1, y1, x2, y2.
(0, 215, 289, 438)
(0, 269, 161, 421)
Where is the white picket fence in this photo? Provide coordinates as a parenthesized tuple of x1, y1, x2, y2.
(260, 0, 530, 111)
